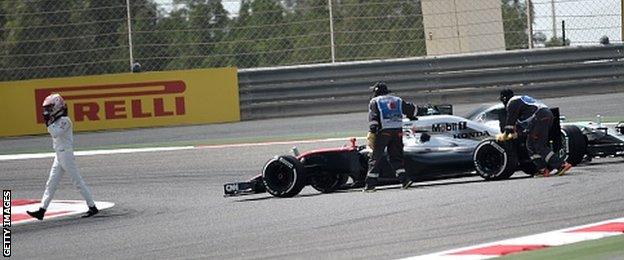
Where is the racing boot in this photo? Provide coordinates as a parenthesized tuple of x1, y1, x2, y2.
(82, 206, 99, 218)
(362, 177, 377, 193)
(534, 168, 551, 178)
(396, 170, 413, 189)
(555, 162, 573, 176)
(401, 179, 414, 189)
(27, 207, 46, 220)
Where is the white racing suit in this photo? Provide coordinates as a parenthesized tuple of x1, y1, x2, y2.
(40, 116, 95, 210)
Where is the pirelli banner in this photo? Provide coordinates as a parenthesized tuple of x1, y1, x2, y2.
(0, 68, 240, 137)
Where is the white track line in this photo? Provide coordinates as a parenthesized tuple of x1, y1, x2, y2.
(194, 137, 363, 149)
(403, 217, 624, 259)
(0, 146, 195, 161)
(0, 137, 364, 161)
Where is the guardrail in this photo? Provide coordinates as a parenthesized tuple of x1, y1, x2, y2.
(238, 44, 624, 120)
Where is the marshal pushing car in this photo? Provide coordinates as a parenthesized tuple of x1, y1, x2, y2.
(224, 104, 624, 198)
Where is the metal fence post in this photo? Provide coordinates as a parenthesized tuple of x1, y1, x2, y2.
(527, 0, 533, 48)
(562, 20, 566, 46)
(328, 0, 336, 63)
(551, 0, 557, 39)
(126, 0, 135, 70)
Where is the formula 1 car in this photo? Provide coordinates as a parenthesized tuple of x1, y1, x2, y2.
(470, 104, 624, 169)
(224, 104, 624, 198)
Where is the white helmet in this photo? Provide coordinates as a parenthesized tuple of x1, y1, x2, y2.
(42, 93, 67, 118)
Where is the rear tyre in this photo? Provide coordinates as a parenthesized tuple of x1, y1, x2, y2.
(262, 155, 307, 198)
(561, 125, 587, 165)
(474, 139, 518, 180)
(310, 172, 348, 193)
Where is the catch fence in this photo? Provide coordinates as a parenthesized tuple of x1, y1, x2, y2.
(0, 0, 621, 81)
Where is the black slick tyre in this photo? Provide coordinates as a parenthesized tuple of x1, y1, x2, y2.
(561, 125, 587, 165)
(310, 172, 348, 193)
(473, 139, 518, 180)
(262, 155, 307, 198)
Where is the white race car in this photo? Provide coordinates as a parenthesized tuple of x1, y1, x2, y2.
(224, 104, 624, 197)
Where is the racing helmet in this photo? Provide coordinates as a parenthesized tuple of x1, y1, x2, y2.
(499, 89, 514, 105)
(370, 81, 390, 97)
(42, 93, 67, 119)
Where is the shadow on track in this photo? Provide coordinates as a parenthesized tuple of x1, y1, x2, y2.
(234, 192, 324, 202)
(232, 175, 534, 202)
(585, 158, 624, 166)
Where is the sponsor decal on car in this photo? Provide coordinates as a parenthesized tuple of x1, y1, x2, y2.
(224, 183, 239, 193)
(453, 131, 491, 139)
(432, 121, 468, 132)
(278, 157, 294, 169)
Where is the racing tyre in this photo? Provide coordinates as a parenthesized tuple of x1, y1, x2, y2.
(262, 155, 307, 198)
(473, 139, 518, 180)
(561, 125, 587, 165)
(310, 172, 348, 193)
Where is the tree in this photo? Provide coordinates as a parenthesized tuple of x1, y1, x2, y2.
(501, 0, 532, 50)
(0, 1, 7, 75)
(0, 0, 132, 81)
(227, 0, 258, 67)
(131, 0, 171, 72)
(545, 37, 570, 47)
(76, 0, 128, 76)
(225, 0, 291, 68)
(333, 0, 425, 61)
(172, 0, 230, 68)
(161, 9, 193, 70)
(3, 0, 88, 80)
(0, 1, 6, 42)
(385, 1, 426, 58)
(197, 0, 230, 68)
(333, 0, 378, 61)
(285, 0, 332, 64)
(248, 0, 291, 66)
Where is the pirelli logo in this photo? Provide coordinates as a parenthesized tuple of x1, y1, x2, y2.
(34, 81, 186, 123)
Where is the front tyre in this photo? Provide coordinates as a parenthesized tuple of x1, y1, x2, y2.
(561, 125, 587, 165)
(262, 155, 307, 198)
(474, 139, 518, 180)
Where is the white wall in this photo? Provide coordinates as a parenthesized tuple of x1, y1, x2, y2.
(422, 0, 506, 56)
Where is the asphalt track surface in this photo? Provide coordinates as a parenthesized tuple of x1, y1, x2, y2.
(2, 92, 624, 154)
(2, 92, 624, 259)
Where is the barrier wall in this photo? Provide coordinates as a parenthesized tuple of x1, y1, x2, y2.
(238, 44, 624, 120)
(0, 68, 239, 137)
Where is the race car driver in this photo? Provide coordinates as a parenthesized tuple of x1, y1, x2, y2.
(364, 82, 417, 192)
(498, 89, 572, 177)
(27, 93, 99, 220)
